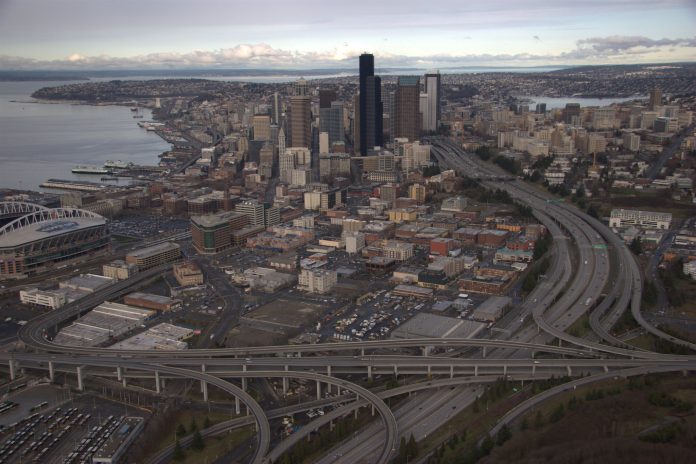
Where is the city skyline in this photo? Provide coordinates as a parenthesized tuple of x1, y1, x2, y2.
(0, 0, 695, 70)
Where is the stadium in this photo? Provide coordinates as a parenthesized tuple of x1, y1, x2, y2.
(0, 202, 110, 279)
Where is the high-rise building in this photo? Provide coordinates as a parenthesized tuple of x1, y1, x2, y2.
(423, 71, 441, 132)
(252, 114, 272, 141)
(649, 87, 662, 111)
(352, 93, 361, 153)
(271, 92, 281, 125)
(294, 78, 309, 97)
(319, 101, 345, 146)
(236, 200, 266, 228)
(564, 103, 581, 125)
(535, 103, 547, 114)
(393, 76, 421, 142)
(408, 183, 426, 204)
(319, 89, 337, 109)
(359, 53, 383, 155)
(290, 95, 312, 148)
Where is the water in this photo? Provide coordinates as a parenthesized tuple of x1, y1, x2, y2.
(517, 95, 647, 110)
(0, 81, 172, 191)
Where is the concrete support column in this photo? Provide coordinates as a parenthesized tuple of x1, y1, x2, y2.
(532, 364, 536, 376)
(482, 346, 487, 358)
(283, 365, 289, 394)
(371, 404, 375, 416)
(297, 352, 301, 358)
(361, 348, 365, 357)
(8, 360, 15, 381)
(604, 365, 609, 373)
(566, 365, 572, 377)
(474, 365, 478, 377)
(121, 366, 127, 388)
(235, 396, 240, 415)
(316, 380, 321, 401)
(558, 339, 562, 347)
(503, 364, 508, 376)
(117, 366, 122, 381)
(450, 365, 454, 379)
(155, 371, 161, 394)
(427, 365, 431, 377)
(326, 365, 332, 377)
(393, 365, 398, 377)
(48, 361, 54, 382)
(200, 364, 206, 394)
(367, 365, 372, 381)
(242, 378, 247, 392)
(76, 366, 84, 391)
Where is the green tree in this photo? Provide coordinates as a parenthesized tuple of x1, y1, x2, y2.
(480, 435, 495, 456)
(172, 439, 185, 461)
(629, 237, 643, 255)
(407, 433, 418, 460)
(203, 416, 211, 429)
(189, 417, 198, 433)
(496, 424, 512, 446)
(191, 429, 205, 450)
(176, 423, 186, 438)
(533, 410, 544, 428)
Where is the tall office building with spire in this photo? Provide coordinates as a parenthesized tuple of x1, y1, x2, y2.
(359, 53, 383, 155)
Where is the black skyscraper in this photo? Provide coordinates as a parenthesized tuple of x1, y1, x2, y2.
(359, 53, 383, 155)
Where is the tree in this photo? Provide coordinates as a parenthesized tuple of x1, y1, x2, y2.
(189, 417, 198, 433)
(407, 433, 418, 460)
(172, 439, 185, 461)
(176, 423, 186, 438)
(534, 410, 544, 428)
(203, 416, 211, 429)
(587, 203, 599, 218)
(480, 435, 494, 456)
(496, 424, 512, 446)
(629, 237, 643, 255)
(191, 429, 205, 450)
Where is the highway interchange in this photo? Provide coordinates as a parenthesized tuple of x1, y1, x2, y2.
(4, 140, 696, 463)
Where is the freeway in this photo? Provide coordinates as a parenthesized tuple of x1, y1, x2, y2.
(488, 362, 696, 440)
(430, 139, 696, 353)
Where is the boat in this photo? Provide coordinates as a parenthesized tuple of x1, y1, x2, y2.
(72, 165, 111, 175)
(103, 160, 134, 169)
(100, 176, 119, 181)
(130, 107, 138, 112)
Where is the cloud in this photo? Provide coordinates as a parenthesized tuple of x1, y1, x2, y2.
(1, 36, 695, 70)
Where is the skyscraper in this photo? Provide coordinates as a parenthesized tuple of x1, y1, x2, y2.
(290, 79, 312, 148)
(319, 89, 345, 146)
(393, 76, 420, 142)
(423, 71, 441, 132)
(649, 87, 662, 111)
(271, 92, 281, 125)
(359, 53, 383, 155)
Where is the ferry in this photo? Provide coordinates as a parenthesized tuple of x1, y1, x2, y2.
(104, 160, 134, 169)
(71, 165, 111, 175)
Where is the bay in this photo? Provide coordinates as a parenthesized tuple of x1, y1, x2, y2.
(0, 81, 171, 192)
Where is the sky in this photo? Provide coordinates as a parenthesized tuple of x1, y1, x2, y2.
(0, 0, 695, 70)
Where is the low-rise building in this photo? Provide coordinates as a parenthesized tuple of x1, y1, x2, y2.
(382, 240, 414, 261)
(19, 288, 67, 309)
(298, 268, 337, 294)
(126, 242, 181, 270)
(471, 296, 512, 322)
(609, 208, 672, 230)
(172, 261, 204, 287)
(123, 292, 181, 312)
(102, 260, 138, 281)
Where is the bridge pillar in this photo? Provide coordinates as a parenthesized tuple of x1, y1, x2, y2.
(371, 404, 375, 417)
(367, 365, 372, 381)
(427, 365, 432, 377)
(235, 396, 240, 415)
(117, 366, 122, 381)
(8, 360, 15, 381)
(450, 365, 454, 379)
(532, 364, 536, 376)
(558, 339, 562, 347)
(155, 371, 161, 394)
(482, 346, 487, 358)
(200, 364, 206, 395)
(283, 365, 289, 395)
(361, 348, 365, 357)
(566, 365, 572, 377)
(603, 365, 609, 373)
(326, 366, 332, 394)
(242, 377, 247, 392)
(503, 364, 507, 376)
(76, 366, 84, 391)
(48, 361, 54, 382)
(297, 352, 301, 358)
(393, 365, 398, 377)
(474, 365, 478, 377)
(122, 374, 127, 388)
(316, 380, 321, 401)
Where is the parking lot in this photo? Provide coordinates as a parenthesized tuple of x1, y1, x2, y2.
(0, 385, 147, 464)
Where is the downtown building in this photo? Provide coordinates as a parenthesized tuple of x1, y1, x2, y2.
(358, 53, 383, 155)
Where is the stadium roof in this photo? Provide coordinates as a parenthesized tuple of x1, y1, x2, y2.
(0, 208, 106, 248)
